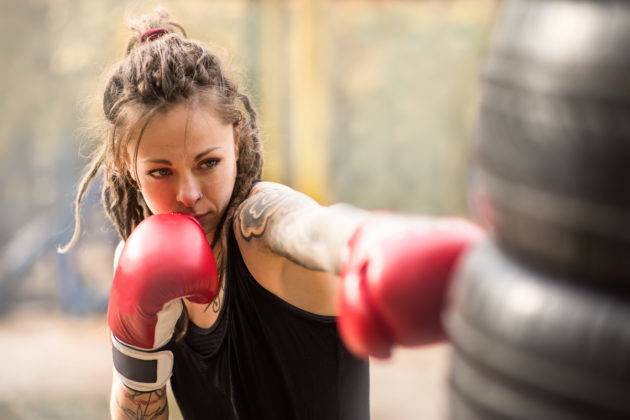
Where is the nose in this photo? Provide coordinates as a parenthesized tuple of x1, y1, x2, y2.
(176, 175, 203, 209)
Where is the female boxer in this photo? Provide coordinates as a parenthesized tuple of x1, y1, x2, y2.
(62, 8, 482, 420)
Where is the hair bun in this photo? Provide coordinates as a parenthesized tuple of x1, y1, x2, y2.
(140, 28, 169, 43)
(125, 7, 186, 55)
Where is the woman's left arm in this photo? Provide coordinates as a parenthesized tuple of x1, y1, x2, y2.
(235, 181, 369, 274)
(235, 181, 484, 359)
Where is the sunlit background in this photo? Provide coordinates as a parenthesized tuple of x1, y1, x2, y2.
(0, 0, 499, 418)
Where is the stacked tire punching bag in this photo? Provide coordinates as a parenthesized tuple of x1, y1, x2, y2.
(444, 1, 630, 419)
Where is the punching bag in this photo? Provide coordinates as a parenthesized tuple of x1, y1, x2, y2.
(475, 0, 630, 292)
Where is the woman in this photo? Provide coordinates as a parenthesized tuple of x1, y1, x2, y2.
(62, 9, 482, 420)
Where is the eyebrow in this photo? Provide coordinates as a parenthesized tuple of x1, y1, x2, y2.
(142, 147, 223, 165)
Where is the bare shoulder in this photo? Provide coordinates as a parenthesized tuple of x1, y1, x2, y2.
(232, 182, 338, 316)
(231, 181, 313, 279)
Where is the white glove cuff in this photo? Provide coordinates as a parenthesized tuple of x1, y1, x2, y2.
(111, 334, 174, 392)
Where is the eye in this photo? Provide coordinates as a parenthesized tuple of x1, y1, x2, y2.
(200, 158, 220, 170)
(148, 168, 172, 178)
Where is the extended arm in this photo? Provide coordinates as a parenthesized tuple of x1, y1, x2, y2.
(236, 182, 370, 274)
(236, 182, 484, 359)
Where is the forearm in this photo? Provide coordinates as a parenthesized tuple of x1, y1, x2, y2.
(298, 206, 439, 273)
(110, 374, 168, 420)
(235, 182, 448, 275)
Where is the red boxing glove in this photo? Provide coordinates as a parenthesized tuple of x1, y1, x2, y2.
(107, 213, 218, 391)
(338, 217, 483, 359)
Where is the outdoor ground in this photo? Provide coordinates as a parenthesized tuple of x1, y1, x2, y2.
(0, 309, 450, 420)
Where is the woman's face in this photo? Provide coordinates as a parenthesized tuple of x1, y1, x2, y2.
(130, 102, 238, 239)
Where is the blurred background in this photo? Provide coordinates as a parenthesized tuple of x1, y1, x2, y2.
(0, 0, 499, 418)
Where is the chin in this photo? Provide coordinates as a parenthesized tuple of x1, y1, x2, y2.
(199, 216, 218, 236)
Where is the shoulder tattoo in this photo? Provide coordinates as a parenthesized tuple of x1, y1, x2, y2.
(237, 185, 305, 241)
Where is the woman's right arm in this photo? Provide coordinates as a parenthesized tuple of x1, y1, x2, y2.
(110, 242, 169, 419)
(110, 372, 168, 419)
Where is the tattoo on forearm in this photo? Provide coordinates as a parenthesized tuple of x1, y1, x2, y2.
(116, 387, 167, 419)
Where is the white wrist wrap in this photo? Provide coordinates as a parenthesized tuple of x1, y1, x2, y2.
(111, 334, 174, 392)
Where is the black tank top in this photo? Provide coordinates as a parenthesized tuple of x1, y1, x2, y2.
(170, 229, 370, 420)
